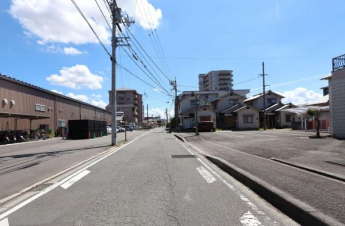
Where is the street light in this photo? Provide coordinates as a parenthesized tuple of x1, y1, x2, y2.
(191, 92, 199, 136)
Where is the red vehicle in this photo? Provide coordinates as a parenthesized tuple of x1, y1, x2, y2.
(196, 121, 215, 132)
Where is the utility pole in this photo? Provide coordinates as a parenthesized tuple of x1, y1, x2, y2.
(147, 104, 148, 129)
(170, 78, 178, 130)
(110, 1, 118, 145)
(260, 62, 267, 130)
(109, 1, 133, 145)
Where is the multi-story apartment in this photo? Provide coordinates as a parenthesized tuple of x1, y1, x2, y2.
(198, 70, 234, 91)
(106, 88, 143, 125)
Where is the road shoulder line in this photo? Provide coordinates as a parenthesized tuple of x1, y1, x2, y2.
(271, 157, 345, 183)
(0, 131, 150, 220)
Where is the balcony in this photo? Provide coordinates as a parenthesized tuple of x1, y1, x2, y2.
(134, 94, 138, 100)
(134, 100, 138, 105)
(332, 54, 345, 71)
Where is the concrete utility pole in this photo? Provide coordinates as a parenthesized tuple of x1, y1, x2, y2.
(170, 78, 178, 129)
(261, 62, 267, 130)
(147, 104, 148, 128)
(109, 1, 133, 145)
(110, 1, 118, 145)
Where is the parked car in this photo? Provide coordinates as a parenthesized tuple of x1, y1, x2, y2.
(124, 126, 133, 131)
(107, 126, 112, 134)
(196, 121, 215, 132)
(117, 126, 125, 132)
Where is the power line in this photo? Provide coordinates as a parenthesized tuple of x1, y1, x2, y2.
(233, 76, 261, 85)
(137, 1, 173, 80)
(116, 63, 173, 98)
(70, 0, 111, 57)
(94, 0, 112, 30)
(120, 46, 173, 97)
(124, 27, 171, 82)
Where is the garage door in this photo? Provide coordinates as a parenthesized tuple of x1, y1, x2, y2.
(200, 116, 211, 122)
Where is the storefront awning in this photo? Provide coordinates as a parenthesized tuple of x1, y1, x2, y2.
(0, 112, 51, 120)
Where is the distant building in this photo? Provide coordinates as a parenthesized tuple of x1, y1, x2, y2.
(198, 70, 234, 91)
(106, 88, 143, 125)
(323, 54, 345, 138)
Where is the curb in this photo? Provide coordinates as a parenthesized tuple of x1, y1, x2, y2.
(271, 158, 345, 183)
(206, 155, 344, 226)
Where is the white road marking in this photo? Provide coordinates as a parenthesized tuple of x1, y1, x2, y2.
(60, 170, 90, 189)
(240, 211, 262, 226)
(239, 132, 277, 138)
(196, 166, 216, 183)
(0, 218, 9, 226)
(0, 131, 151, 222)
(175, 138, 276, 225)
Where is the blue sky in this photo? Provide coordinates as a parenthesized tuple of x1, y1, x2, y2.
(1, 0, 345, 118)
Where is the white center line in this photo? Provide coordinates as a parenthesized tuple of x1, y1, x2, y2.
(196, 166, 216, 183)
(61, 170, 90, 189)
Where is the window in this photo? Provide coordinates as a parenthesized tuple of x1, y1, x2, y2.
(286, 115, 292, 122)
(267, 98, 276, 104)
(190, 100, 200, 106)
(58, 120, 66, 127)
(35, 104, 46, 112)
(243, 115, 253, 123)
(229, 99, 238, 106)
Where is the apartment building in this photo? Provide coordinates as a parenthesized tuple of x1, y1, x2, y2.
(106, 88, 143, 125)
(198, 70, 234, 91)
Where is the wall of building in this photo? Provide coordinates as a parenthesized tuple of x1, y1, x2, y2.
(237, 108, 259, 129)
(330, 68, 345, 138)
(0, 77, 110, 133)
(217, 95, 244, 112)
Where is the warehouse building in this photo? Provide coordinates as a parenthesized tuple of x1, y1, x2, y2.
(0, 74, 111, 136)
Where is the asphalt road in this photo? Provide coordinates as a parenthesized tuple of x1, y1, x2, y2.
(0, 128, 296, 226)
(179, 130, 345, 224)
(0, 131, 146, 201)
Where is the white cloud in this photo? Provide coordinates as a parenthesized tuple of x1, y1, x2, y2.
(91, 94, 102, 98)
(9, 0, 161, 45)
(118, 0, 162, 29)
(280, 87, 323, 105)
(66, 92, 89, 102)
(153, 88, 161, 92)
(9, 0, 110, 45)
(51, 89, 63, 94)
(64, 47, 86, 55)
(91, 100, 107, 109)
(149, 107, 166, 119)
(46, 64, 104, 89)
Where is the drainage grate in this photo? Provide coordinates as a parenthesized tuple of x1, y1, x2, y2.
(171, 155, 196, 158)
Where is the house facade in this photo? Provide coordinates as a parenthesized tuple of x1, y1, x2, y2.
(244, 91, 299, 129)
(178, 91, 225, 130)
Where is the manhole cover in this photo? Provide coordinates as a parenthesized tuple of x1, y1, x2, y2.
(171, 155, 196, 158)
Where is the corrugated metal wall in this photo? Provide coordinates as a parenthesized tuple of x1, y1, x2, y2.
(0, 78, 111, 133)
